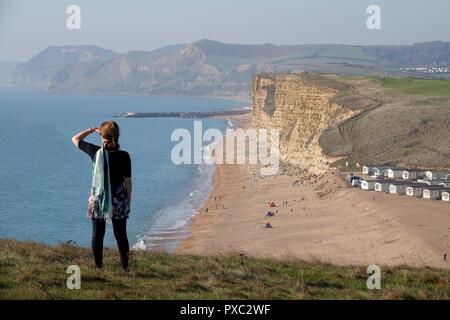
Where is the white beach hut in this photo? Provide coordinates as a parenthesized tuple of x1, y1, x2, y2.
(387, 168, 405, 179)
(422, 187, 450, 200)
(406, 184, 430, 197)
(360, 180, 376, 190)
(424, 171, 450, 181)
(442, 192, 450, 202)
(373, 166, 397, 178)
(389, 184, 407, 195)
(374, 182, 387, 192)
(402, 170, 425, 180)
(362, 166, 375, 175)
(425, 171, 436, 180)
(374, 180, 397, 193)
(372, 168, 384, 178)
(389, 181, 411, 195)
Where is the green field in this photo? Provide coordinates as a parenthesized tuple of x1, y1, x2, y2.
(382, 78, 450, 96)
(0, 240, 448, 300)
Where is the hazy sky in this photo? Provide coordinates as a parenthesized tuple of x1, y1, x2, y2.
(0, 0, 449, 61)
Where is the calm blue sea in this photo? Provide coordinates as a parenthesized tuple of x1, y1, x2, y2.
(0, 90, 240, 250)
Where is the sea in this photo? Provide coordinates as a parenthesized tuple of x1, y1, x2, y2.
(0, 89, 241, 251)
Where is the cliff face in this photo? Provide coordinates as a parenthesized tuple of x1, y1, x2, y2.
(252, 74, 354, 174)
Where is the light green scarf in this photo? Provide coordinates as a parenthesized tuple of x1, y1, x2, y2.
(91, 148, 112, 219)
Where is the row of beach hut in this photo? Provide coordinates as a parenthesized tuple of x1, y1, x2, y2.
(360, 165, 450, 201)
(361, 179, 450, 200)
(362, 165, 450, 180)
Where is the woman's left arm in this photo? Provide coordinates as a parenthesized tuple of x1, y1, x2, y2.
(124, 177, 132, 207)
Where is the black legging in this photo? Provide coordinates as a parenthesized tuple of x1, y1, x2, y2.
(91, 218, 129, 269)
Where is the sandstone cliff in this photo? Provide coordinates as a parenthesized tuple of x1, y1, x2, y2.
(252, 74, 355, 174)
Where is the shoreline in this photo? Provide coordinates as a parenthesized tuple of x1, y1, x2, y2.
(176, 115, 450, 270)
(136, 114, 245, 252)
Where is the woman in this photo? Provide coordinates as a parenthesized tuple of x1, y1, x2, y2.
(72, 121, 132, 271)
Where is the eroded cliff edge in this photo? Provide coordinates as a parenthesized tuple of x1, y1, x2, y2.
(252, 74, 357, 174)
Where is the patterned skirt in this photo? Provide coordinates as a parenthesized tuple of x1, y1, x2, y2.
(87, 183, 130, 219)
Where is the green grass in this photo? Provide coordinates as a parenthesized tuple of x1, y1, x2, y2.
(0, 240, 449, 300)
(382, 78, 450, 96)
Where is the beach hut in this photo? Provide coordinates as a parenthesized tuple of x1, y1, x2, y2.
(389, 181, 411, 195)
(406, 183, 430, 197)
(374, 182, 387, 192)
(425, 171, 436, 180)
(362, 166, 375, 175)
(374, 180, 397, 193)
(372, 168, 382, 177)
(387, 168, 406, 179)
(402, 170, 425, 180)
(442, 192, 450, 202)
(422, 187, 450, 200)
(372, 166, 392, 177)
(360, 180, 376, 190)
(424, 171, 450, 181)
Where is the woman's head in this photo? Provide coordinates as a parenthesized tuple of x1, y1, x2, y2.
(99, 121, 120, 151)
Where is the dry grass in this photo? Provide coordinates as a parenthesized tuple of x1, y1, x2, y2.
(0, 239, 448, 300)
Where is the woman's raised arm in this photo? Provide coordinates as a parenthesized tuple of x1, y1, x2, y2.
(71, 127, 98, 147)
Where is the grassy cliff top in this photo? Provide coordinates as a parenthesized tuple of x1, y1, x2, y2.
(0, 240, 448, 300)
(382, 78, 450, 96)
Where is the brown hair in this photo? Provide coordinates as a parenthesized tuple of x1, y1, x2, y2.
(99, 121, 120, 151)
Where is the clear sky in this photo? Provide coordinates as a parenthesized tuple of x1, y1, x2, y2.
(0, 0, 449, 61)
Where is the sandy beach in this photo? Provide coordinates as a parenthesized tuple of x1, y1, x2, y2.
(177, 114, 450, 270)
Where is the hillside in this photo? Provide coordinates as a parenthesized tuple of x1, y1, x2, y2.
(363, 41, 450, 66)
(319, 77, 450, 169)
(0, 240, 448, 299)
(13, 45, 118, 90)
(11, 40, 450, 99)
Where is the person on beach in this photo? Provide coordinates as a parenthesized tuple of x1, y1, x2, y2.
(72, 121, 132, 271)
